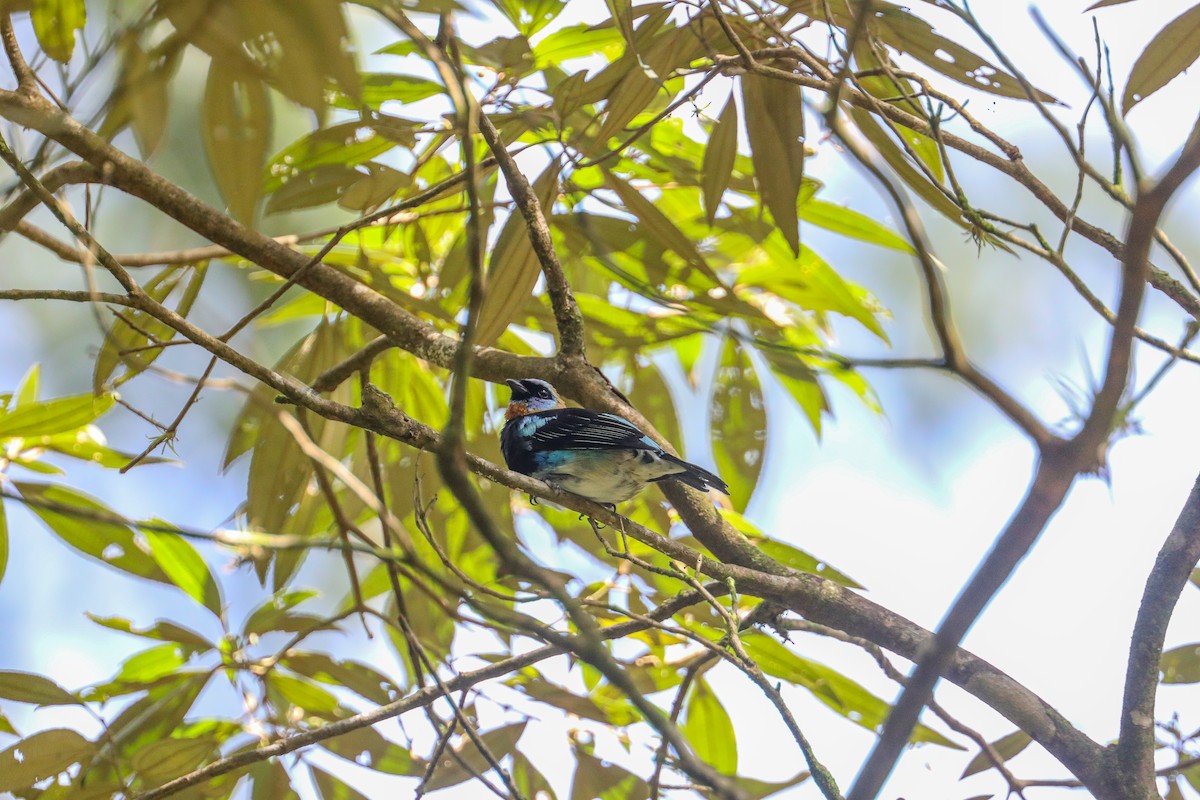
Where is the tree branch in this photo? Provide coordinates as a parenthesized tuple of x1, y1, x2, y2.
(1116, 469, 1200, 794)
(478, 113, 586, 360)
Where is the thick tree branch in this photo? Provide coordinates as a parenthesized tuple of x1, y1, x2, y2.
(478, 113, 587, 360)
(1116, 469, 1200, 794)
(0, 89, 552, 386)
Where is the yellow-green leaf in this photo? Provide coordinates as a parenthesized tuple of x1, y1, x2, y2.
(684, 677, 737, 774)
(0, 729, 95, 792)
(474, 159, 562, 346)
(94, 264, 206, 391)
(1161, 642, 1200, 683)
(0, 393, 113, 439)
(799, 199, 914, 252)
(1123, 3, 1200, 113)
(131, 736, 215, 781)
(741, 72, 805, 255)
(203, 59, 271, 223)
(603, 167, 719, 284)
(961, 730, 1032, 778)
(15, 482, 171, 585)
(710, 338, 766, 511)
(702, 94, 739, 225)
(423, 722, 527, 791)
(0, 671, 79, 706)
(743, 633, 962, 749)
(144, 528, 223, 616)
(31, 0, 85, 62)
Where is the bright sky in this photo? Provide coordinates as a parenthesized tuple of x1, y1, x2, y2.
(4, 1, 1200, 799)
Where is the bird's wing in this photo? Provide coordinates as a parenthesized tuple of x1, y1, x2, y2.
(524, 409, 659, 452)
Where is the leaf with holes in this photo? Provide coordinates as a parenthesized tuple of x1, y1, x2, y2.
(31, 0, 85, 62)
(710, 338, 766, 510)
(15, 482, 171, 585)
(1123, 3, 1200, 113)
(0, 729, 95, 792)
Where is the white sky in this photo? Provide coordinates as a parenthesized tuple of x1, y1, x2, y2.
(4, 1, 1200, 799)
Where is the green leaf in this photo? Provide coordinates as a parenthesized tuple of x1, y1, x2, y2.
(710, 338, 766, 511)
(702, 94, 739, 225)
(961, 730, 1032, 778)
(144, 528, 223, 616)
(311, 765, 371, 800)
(848, 107, 963, 225)
(799, 199, 913, 252)
(869, 5, 1055, 102)
(330, 73, 444, 110)
(683, 677, 737, 774)
(0, 393, 114, 439)
(15, 482, 171, 585)
(85, 614, 214, 651)
(0, 729, 95, 792)
(721, 508, 863, 589)
(249, 760, 295, 800)
(513, 751, 559, 800)
(741, 73, 805, 255)
(1161, 643, 1200, 683)
(604, 0, 636, 48)
(94, 264, 207, 391)
(475, 159, 562, 346)
(244, 589, 320, 635)
(320, 726, 424, 775)
(570, 747, 649, 800)
(31, 0, 85, 62)
(1123, 3, 1200, 113)
(733, 771, 810, 799)
(268, 674, 343, 720)
(282, 652, 398, 705)
(265, 121, 409, 194)
(0, 671, 79, 706)
(113, 643, 191, 684)
(203, 59, 271, 223)
(743, 634, 962, 749)
(131, 736, 215, 781)
(602, 167, 719, 284)
(423, 722, 528, 791)
(490, 0, 565, 37)
(532, 24, 624, 69)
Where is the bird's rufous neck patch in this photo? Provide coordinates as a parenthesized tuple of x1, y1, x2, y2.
(505, 401, 531, 421)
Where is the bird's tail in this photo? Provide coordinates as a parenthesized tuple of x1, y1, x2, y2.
(654, 453, 730, 496)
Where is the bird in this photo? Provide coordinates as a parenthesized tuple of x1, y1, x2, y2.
(499, 378, 729, 505)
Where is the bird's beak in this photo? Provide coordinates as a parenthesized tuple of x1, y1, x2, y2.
(505, 378, 526, 396)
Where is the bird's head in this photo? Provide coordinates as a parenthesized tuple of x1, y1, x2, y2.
(505, 378, 565, 419)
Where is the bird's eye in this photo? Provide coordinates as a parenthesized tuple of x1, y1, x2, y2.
(538, 389, 551, 398)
